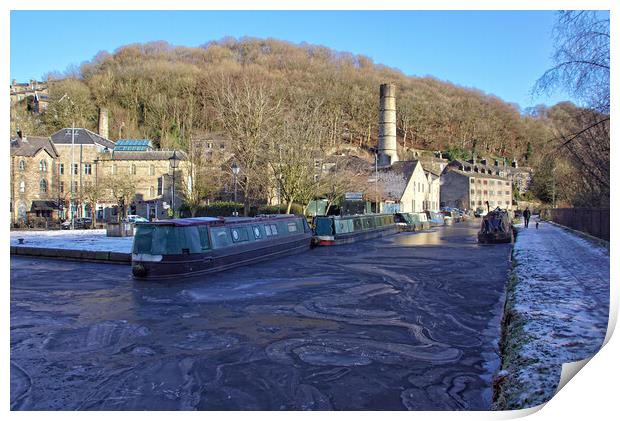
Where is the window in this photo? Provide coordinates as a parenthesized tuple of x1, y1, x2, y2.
(471, 189, 475, 194)
(471, 201, 476, 207)
(198, 226, 210, 251)
(483, 190, 488, 195)
(112, 164, 117, 175)
(149, 186, 155, 197)
(59, 163, 64, 174)
(84, 163, 92, 175)
(252, 226, 262, 239)
(157, 177, 163, 195)
(73, 163, 78, 175)
(207, 142, 213, 149)
(39, 160, 47, 172)
(59, 181, 64, 193)
(490, 191, 495, 196)
(477, 179, 482, 184)
(506, 201, 511, 205)
(489, 180, 495, 185)
(19, 180, 25, 193)
(149, 165, 155, 176)
(39, 179, 47, 193)
(130, 164, 136, 175)
(470, 178, 475, 184)
(505, 182, 510, 186)
(287, 222, 298, 233)
(231, 227, 249, 242)
(219, 143, 225, 149)
(483, 180, 488, 185)
(505, 191, 510, 196)
(19, 160, 25, 171)
(211, 227, 232, 248)
(265, 224, 278, 236)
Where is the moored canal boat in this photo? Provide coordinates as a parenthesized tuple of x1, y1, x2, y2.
(313, 214, 398, 246)
(395, 212, 430, 231)
(131, 215, 312, 279)
(478, 208, 513, 244)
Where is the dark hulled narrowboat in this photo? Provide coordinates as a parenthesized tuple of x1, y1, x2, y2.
(131, 215, 312, 279)
(478, 208, 513, 244)
(313, 214, 399, 246)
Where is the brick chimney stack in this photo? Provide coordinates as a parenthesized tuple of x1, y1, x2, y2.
(98, 107, 109, 139)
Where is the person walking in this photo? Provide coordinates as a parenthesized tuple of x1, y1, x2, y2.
(523, 207, 531, 228)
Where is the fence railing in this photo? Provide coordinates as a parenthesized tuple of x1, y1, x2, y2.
(545, 208, 610, 241)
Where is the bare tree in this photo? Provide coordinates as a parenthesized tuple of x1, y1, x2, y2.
(101, 173, 142, 222)
(211, 74, 281, 215)
(268, 98, 327, 214)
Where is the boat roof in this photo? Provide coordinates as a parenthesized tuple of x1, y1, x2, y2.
(138, 214, 301, 227)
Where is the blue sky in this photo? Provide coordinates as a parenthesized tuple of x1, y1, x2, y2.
(10, 10, 572, 110)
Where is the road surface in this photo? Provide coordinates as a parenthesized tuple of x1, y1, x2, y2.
(11, 221, 512, 410)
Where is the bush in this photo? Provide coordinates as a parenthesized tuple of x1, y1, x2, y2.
(180, 201, 244, 217)
(255, 203, 303, 215)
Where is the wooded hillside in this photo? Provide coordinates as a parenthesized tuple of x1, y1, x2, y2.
(11, 37, 607, 206)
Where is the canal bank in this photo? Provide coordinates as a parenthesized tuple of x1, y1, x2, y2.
(492, 218, 610, 410)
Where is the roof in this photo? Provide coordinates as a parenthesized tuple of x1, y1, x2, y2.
(445, 167, 511, 181)
(447, 159, 511, 178)
(114, 139, 154, 151)
(144, 214, 299, 227)
(108, 150, 188, 161)
(10, 136, 59, 158)
(50, 128, 115, 149)
(30, 200, 59, 211)
(376, 160, 420, 201)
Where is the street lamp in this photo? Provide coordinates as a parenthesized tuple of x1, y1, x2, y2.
(231, 162, 240, 216)
(169, 150, 180, 218)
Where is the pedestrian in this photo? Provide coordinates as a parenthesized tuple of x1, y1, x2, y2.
(523, 207, 531, 228)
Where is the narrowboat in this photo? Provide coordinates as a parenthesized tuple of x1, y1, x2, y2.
(313, 214, 399, 246)
(478, 208, 513, 243)
(131, 215, 312, 279)
(425, 210, 445, 227)
(395, 212, 430, 231)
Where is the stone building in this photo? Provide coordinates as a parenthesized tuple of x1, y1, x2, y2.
(10, 80, 49, 112)
(376, 160, 434, 213)
(9, 127, 189, 226)
(10, 135, 60, 225)
(440, 158, 514, 211)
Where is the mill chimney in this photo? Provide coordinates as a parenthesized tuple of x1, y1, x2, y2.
(98, 107, 109, 139)
(377, 83, 398, 166)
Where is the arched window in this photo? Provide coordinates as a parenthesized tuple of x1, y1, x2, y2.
(18, 160, 25, 171)
(19, 180, 25, 193)
(39, 179, 47, 193)
(39, 160, 47, 172)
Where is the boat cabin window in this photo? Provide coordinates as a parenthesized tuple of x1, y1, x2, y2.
(211, 227, 232, 248)
(231, 226, 249, 243)
(287, 222, 298, 233)
(133, 225, 203, 255)
(353, 219, 363, 231)
(265, 223, 278, 236)
(198, 226, 211, 251)
(252, 225, 262, 239)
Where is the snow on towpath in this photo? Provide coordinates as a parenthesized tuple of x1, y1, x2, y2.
(10, 229, 133, 254)
(493, 217, 609, 409)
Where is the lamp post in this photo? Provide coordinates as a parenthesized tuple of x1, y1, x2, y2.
(231, 162, 240, 216)
(93, 157, 99, 226)
(169, 150, 180, 218)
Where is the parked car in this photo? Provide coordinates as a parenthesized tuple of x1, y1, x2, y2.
(474, 207, 488, 218)
(61, 217, 93, 230)
(126, 215, 149, 223)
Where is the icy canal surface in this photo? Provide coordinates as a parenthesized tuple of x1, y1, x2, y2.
(11, 222, 511, 410)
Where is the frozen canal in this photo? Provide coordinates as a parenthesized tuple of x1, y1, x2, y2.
(11, 221, 512, 410)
